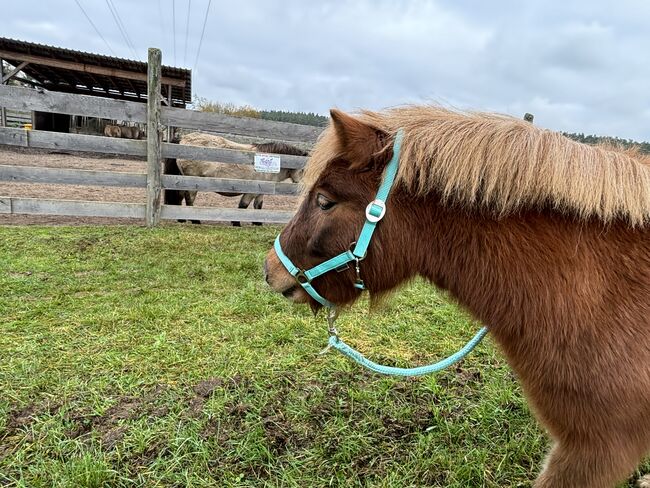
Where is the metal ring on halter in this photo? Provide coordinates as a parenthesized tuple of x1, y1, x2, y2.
(349, 241, 366, 261)
(365, 199, 386, 223)
(295, 270, 310, 284)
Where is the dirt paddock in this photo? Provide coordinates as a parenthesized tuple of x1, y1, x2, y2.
(0, 147, 300, 226)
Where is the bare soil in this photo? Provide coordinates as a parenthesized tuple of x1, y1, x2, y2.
(0, 147, 300, 226)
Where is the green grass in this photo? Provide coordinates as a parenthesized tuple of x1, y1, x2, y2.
(0, 225, 643, 487)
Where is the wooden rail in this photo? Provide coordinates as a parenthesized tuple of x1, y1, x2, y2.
(0, 85, 147, 123)
(0, 165, 146, 188)
(160, 205, 293, 223)
(0, 196, 145, 219)
(0, 197, 294, 223)
(0, 85, 324, 143)
(0, 127, 308, 169)
(0, 165, 300, 196)
(0, 126, 146, 156)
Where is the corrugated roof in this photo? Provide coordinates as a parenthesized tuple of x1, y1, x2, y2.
(0, 37, 191, 107)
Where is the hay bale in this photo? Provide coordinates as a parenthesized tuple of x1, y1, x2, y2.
(180, 132, 254, 151)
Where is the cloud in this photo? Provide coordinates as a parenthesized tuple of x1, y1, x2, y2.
(2, 0, 649, 140)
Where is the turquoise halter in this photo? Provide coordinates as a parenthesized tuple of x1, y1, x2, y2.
(274, 129, 488, 376)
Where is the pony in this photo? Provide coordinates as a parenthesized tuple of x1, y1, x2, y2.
(264, 107, 650, 488)
(119, 126, 142, 139)
(103, 124, 121, 138)
(103, 124, 142, 139)
(171, 134, 307, 226)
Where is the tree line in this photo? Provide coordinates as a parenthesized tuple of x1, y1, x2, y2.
(563, 132, 650, 154)
(192, 97, 328, 127)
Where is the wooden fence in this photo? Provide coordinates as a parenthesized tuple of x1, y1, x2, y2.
(0, 48, 323, 226)
(2, 109, 31, 128)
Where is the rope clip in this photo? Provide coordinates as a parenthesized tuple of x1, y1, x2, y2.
(353, 257, 365, 289)
(318, 308, 340, 355)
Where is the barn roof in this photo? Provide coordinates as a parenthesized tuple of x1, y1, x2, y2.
(0, 37, 191, 107)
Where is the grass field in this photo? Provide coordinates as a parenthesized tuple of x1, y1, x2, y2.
(0, 225, 645, 487)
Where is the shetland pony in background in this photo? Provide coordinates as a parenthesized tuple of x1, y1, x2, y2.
(264, 107, 650, 487)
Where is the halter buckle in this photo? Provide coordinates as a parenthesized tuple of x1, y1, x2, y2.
(365, 199, 386, 223)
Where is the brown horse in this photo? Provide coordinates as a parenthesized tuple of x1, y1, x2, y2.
(264, 107, 650, 487)
(173, 139, 307, 226)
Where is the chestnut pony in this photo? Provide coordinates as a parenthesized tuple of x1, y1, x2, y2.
(265, 107, 650, 487)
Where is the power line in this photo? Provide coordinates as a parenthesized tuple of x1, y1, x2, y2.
(157, 0, 166, 53)
(105, 0, 138, 59)
(109, 0, 138, 57)
(172, 0, 177, 65)
(193, 0, 212, 72)
(183, 0, 191, 66)
(74, 0, 116, 56)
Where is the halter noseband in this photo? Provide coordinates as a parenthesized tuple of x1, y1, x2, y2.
(274, 129, 404, 308)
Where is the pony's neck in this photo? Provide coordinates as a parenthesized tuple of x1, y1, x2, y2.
(405, 197, 596, 355)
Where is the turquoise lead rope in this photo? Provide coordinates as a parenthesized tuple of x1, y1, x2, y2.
(327, 326, 489, 377)
(274, 129, 488, 377)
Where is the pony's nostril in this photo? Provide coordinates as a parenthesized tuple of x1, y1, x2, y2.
(282, 286, 297, 298)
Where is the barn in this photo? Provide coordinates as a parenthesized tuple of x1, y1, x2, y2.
(0, 36, 191, 136)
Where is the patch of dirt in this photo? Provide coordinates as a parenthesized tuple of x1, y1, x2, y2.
(193, 378, 226, 397)
(100, 426, 128, 449)
(0, 146, 300, 225)
(4, 399, 63, 431)
(187, 375, 247, 418)
(129, 442, 169, 469)
(64, 384, 169, 447)
(1, 399, 64, 461)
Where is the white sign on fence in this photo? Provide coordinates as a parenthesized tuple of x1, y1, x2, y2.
(254, 153, 281, 173)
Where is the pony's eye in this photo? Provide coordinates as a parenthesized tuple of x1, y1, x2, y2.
(317, 193, 336, 211)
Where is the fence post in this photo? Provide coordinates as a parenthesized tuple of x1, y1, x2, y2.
(146, 48, 162, 227)
(0, 58, 6, 127)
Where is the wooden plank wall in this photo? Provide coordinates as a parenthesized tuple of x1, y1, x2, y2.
(0, 85, 323, 143)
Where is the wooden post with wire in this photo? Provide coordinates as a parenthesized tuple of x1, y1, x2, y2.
(0, 58, 6, 127)
(146, 47, 162, 227)
(166, 84, 173, 142)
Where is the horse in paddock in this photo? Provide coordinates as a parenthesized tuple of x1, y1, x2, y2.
(103, 124, 142, 139)
(103, 124, 121, 138)
(119, 126, 142, 139)
(264, 107, 650, 488)
(172, 134, 307, 226)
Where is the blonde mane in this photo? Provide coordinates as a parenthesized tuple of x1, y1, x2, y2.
(305, 106, 650, 226)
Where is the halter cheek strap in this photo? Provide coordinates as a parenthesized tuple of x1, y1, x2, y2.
(274, 129, 404, 307)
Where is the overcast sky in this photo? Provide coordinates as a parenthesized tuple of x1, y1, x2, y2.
(3, 0, 650, 140)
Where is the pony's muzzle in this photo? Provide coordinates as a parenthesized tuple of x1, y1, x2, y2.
(264, 249, 308, 303)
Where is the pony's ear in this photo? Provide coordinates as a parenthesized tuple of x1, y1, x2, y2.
(329, 109, 389, 170)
